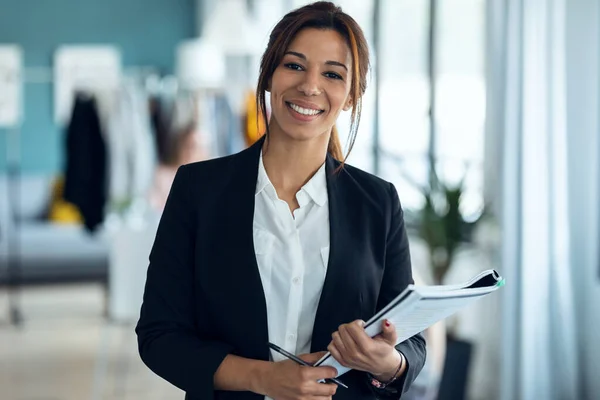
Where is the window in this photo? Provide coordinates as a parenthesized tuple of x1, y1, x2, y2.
(377, 0, 431, 209)
(377, 0, 486, 216)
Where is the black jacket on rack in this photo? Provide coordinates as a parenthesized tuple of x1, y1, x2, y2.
(63, 93, 107, 233)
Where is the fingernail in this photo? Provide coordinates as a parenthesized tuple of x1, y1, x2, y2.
(385, 320, 390, 327)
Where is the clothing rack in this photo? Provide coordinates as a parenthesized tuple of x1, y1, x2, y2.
(1, 65, 159, 326)
(1, 63, 240, 325)
(2, 125, 22, 326)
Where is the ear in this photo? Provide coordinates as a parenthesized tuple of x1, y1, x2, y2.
(343, 96, 353, 111)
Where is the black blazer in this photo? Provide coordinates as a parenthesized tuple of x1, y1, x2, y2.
(136, 137, 426, 399)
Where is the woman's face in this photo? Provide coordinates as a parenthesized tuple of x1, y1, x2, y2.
(268, 28, 353, 144)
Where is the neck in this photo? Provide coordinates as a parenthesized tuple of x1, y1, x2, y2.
(261, 127, 329, 195)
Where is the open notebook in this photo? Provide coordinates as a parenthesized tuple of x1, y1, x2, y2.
(314, 269, 505, 377)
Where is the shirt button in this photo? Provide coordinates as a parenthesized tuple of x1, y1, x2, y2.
(288, 333, 296, 340)
(293, 277, 301, 284)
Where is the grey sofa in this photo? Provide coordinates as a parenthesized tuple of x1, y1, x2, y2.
(0, 174, 109, 284)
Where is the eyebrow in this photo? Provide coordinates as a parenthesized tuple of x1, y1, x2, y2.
(284, 51, 348, 71)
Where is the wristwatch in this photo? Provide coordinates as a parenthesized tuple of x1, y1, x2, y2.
(369, 351, 405, 389)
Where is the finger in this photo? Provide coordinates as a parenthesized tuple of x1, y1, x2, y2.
(338, 324, 359, 354)
(320, 366, 339, 379)
(297, 370, 337, 397)
(340, 324, 370, 367)
(299, 351, 328, 364)
(305, 365, 338, 381)
(309, 382, 338, 397)
(331, 331, 347, 354)
(377, 319, 398, 346)
(327, 342, 349, 367)
(345, 320, 372, 353)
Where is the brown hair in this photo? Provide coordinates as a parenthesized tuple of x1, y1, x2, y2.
(256, 1, 370, 164)
(151, 95, 198, 166)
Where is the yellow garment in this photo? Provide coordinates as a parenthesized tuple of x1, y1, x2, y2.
(48, 176, 83, 224)
(244, 90, 266, 146)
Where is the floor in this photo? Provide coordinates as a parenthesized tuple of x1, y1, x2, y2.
(0, 283, 184, 400)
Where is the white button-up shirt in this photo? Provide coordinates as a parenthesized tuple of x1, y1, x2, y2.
(253, 152, 330, 389)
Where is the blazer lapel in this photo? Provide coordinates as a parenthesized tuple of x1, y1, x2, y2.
(210, 136, 270, 361)
(311, 155, 365, 352)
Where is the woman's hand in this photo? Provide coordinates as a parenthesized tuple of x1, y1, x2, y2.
(258, 351, 339, 400)
(327, 319, 403, 380)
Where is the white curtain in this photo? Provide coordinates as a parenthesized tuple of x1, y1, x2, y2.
(486, 0, 580, 399)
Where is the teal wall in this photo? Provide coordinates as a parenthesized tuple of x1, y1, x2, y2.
(0, 0, 196, 174)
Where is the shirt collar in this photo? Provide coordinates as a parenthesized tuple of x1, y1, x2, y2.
(301, 161, 328, 207)
(255, 152, 277, 200)
(255, 151, 328, 207)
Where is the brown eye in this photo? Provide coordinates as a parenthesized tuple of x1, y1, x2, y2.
(284, 63, 303, 71)
(324, 72, 343, 80)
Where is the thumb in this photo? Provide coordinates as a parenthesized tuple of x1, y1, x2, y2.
(298, 351, 328, 364)
(378, 319, 397, 346)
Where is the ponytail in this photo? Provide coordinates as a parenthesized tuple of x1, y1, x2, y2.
(328, 125, 344, 161)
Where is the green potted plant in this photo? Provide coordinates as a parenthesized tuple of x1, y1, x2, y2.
(402, 155, 494, 400)
(404, 156, 489, 287)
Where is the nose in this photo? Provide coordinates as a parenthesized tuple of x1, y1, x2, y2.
(297, 70, 322, 96)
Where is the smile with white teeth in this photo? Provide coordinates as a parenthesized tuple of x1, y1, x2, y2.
(287, 102, 323, 116)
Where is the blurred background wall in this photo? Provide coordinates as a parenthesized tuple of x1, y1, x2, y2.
(0, 0, 195, 173)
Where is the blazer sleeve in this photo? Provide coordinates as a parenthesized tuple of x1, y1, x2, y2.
(135, 165, 234, 397)
(368, 182, 427, 399)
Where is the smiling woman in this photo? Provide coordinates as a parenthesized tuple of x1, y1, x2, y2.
(135, 2, 426, 400)
(267, 29, 352, 143)
(257, 2, 369, 164)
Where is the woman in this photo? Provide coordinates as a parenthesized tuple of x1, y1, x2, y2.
(136, 2, 426, 399)
(148, 94, 206, 211)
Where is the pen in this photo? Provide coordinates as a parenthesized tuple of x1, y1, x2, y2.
(267, 342, 348, 389)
